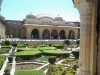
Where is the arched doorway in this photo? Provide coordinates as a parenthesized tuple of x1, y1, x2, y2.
(59, 30, 66, 39)
(31, 29, 39, 39)
(68, 30, 75, 39)
(42, 29, 50, 39)
(51, 30, 58, 39)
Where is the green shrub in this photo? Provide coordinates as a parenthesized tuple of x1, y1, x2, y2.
(4, 40, 10, 46)
(72, 51, 79, 59)
(64, 40, 70, 45)
(48, 56, 57, 64)
(3, 68, 10, 75)
(12, 44, 17, 47)
(76, 40, 80, 45)
(47, 64, 61, 75)
(8, 56, 13, 63)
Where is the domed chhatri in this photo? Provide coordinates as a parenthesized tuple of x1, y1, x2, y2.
(55, 15, 63, 21)
(26, 13, 36, 19)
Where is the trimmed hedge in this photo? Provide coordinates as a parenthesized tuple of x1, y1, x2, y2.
(43, 50, 71, 58)
(3, 40, 10, 46)
(16, 51, 42, 60)
(39, 47, 56, 51)
(17, 44, 26, 48)
(72, 51, 79, 59)
(52, 44, 65, 49)
(48, 56, 57, 64)
(0, 46, 11, 54)
(17, 48, 39, 52)
(0, 56, 5, 69)
(14, 70, 45, 75)
(12, 44, 17, 47)
(64, 40, 70, 46)
(38, 44, 48, 47)
(1, 46, 11, 49)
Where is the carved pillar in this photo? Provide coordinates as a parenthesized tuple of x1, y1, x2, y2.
(73, 1, 97, 75)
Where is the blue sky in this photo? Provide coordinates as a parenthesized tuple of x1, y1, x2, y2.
(1, 0, 80, 22)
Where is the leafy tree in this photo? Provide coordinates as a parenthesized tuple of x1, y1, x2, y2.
(4, 40, 10, 46)
(64, 40, 70, 45)
(76, 40, 80, 45)
(48, 56, 57, 64)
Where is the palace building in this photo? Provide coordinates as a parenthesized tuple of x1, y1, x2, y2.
(5, 13, 80, 39)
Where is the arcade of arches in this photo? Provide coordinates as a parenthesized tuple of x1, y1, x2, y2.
(1, 0, 100, 75)
(25, 27, 78, 39)
(30, 29, 76, 39)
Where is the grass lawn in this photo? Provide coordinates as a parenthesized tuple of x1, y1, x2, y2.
(14, 70, 45, 75)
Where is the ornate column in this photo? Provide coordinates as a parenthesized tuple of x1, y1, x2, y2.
(73, 0, 97, 75)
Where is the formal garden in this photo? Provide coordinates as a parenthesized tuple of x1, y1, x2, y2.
(0, 39, 80, 75)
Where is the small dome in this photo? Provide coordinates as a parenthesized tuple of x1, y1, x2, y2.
(26, 13, 36, 19)
(55, 16, 63, 21)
